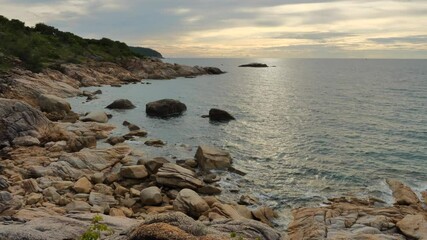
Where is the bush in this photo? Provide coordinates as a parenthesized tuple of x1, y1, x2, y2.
(80, 215, 113, 240)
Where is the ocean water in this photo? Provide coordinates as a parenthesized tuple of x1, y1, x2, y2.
(69, 58, 427, 227)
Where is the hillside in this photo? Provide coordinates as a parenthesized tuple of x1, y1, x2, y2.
(129, 46, 163, 58)
(0, 15, 160, 73)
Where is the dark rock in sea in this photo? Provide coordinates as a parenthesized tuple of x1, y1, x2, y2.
(208, 108, 235, 122)
(201, 115, 209, 118)
(146, 99, 187, 118)
(110, 84, 122, 87)
(106, 99, 136, 109)
(238, 63, 268, 68)
(203, 67, 225, 75)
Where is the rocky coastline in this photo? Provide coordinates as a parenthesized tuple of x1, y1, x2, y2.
(0, 58, 426, 240)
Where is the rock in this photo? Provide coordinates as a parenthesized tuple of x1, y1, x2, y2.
(203, 173, 220, 184)
(422, 191, 427, 204)
(146, 99, 187, 118)
(251, 206, 278, 227)
(66, 136, 97, 152)
(123, 130, 147, 139)
(113, 183, 128, 196)
(203, 67, 225, 75)
(173, 189, 209, 218)
(91, 172, 105, 184)
(238, 63, 268, 68)
(0, 177, 9, 190)
(130, 188, 141, 197)
(38, 94, 71, 114)
(43, 187, 61, 203)
(65, 200, 91, 213)
(73, 177, 93, 193)
(208, 108, 235, 122)
(144, 139, 165, 147)
(106, 136, 126, 145)
(209, 202, 245, 220)
(22, 179, 41, 193)
(386, 179, 420, 205)
(52, 181, 74, 191)
(198, 185, 222, 195)
(184, 159, 198, 168)
(106, 99, 136, 109)
(239, 195, 259, 205)
(129, 222, 210, 240)
(89, 192, 117, 207)
(397, 214, 427, 239)
(81, 111, 109, 123)
(26, 193, 43, 205)
(109, 208, 126, 217)
(144, 157, 170, 174)
(127, 124, 140, 131)
(195, 145, 232, 171)
(12, 136, 40, 146)
(0, 191, 14, 213)
(93, 183, 114, 195)
(156, 163, 204, 190)
(120, 165, 149, 179)
(140, 186, 162, 206)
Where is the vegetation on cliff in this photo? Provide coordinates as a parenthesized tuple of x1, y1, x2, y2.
(0, 15, 161, 73)
(129, 46, 163, 58)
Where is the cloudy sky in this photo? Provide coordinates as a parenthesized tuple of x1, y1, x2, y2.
(1, 0, 426, 58)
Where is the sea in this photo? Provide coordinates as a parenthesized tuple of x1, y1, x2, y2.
(69, 58, 427, 228)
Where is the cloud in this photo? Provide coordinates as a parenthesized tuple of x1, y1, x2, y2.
(369, 35, 427, 44)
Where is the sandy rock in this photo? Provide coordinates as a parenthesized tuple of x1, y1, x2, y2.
(130, 188, 141, 197)
(81, 111, 109, 123)
(397, 214, 427, 239)
(146, 99, 187, 118)
(93, 183, 114, 195)
(106, 136, 125, 145)
(0, 191, 15, 213)
(109, 207, 126, 217)
(12, 136, 40, 147)
(43, 187, 61, 203)
(73, 177, 93, 193)
(140, 186, 162, 206)
(195, 145, 232, 171)
(123, 129, 147, 138)
(120, 165, 148, 179)
(251, 206, 278, 227)
(156, 163, 204, 190)
(65, 200, 91, 213)
(386, 179, 420, 205)
(91, 172, 105, 184)
(173, 189, 209, 218)
(209, 202, 244, 220)
(52, 181, 74, 191)
(239, 194, 259, 206)
(38, 94, 71, 114)
(26, 193, 43, 205)
(113, 183, 128, 196)
(106, 99, 136, 109)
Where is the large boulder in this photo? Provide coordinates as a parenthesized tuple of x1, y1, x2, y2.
(81, 111, 108, 123)
(146, 99, 187, 118)
(38, 94, 71, 114)
(140, 186, 162, 206)
(195, 145, 232, 171)
(120, 165, 149, 179)
(106, 99, 136, 109)
(396, 214, 427, 239)
(173, 189, 209, 218)
(156, 163, 204, 190)
(386, 179, 420, 205)
(208, 108, 235, 122)
(0, 98, 50, 144)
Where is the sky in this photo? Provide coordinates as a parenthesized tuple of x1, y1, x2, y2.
(0, 0, 426, 58)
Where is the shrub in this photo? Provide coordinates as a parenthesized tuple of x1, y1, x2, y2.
(80, 215, 113, 240)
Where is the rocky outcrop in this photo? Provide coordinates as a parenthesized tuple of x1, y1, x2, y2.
(208, 108, 235, 122)
(37, 94, 72, 121)
(0, 98, 50, 144)
(146, 99, 187, 118)
(106, 99, 136, 109)
(195, 145, 232, 171)
(386, 178, 420, 205)
(239, 63, 268, 68)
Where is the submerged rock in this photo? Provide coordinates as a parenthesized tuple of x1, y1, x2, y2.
(146, 99, 187, 118)
(106, 99, 136, 109)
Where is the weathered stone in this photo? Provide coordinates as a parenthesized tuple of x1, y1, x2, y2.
(81, 111, 109, 123)
(106, 136, 125, 145)
(12, 136, 40, 146)
(0, 177, 9, 190)
(127, 124, 140, 131)
(156, 163, 203, 190)
(203, 173, 221, 184)
(146, 99, 187, 118)
(109, 208, 126, 217)
(91, 172, 105, 184)
(144, 157, 169, 174)
(209, 202, 244, 220)
(198, 185, 222, 195)
(38, 94, 71, 114)
(52, 181, 74, 191)
(144, 139, 165, 147)
(238, 194, 259, 206)
(397, 214, 427, 239)
(93, 183, 114, 195)
(73, 177, 93, 193)
(120, 165, 148, 179)
(65, 200, 91, 213)
(123, 130, 147, 139)
(106, 99, 135, 109)
(173, 189, 209, 218)
(195, 145, 232, 171)
(0, 191, 14, 213)
(26, 193, 43, 205)
(130, 188, 141, 197)
(386, 179, 420, 205)
(113, 183, 128, 196)
(140, 186, 162, 206)
(89, 192, 117, 207)
(43, 187, 61, 203)
(251, 206, 278, 227)
(22, 179, 41, 193)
